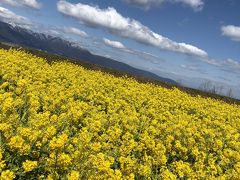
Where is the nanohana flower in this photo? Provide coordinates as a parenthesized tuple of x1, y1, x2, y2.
(0, 49, 239, 179)
(67, 170, 80, 180)
(57, 153, 72, 167)
(0, 170, 16, 180)
(22, 160, 38, 172)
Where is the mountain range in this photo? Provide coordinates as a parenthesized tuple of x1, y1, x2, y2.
(0, 21, 176, 84)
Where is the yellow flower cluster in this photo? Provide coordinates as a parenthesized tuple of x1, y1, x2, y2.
(22, 160, 38, 172)
(0, 49, 239, 179)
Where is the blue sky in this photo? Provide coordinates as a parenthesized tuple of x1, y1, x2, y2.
(0, 0, 240, 96)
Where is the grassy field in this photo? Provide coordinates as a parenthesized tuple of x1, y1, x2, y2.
(0, 48, 239, 179)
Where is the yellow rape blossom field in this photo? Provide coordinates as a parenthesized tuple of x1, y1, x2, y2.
(0, 49, 240, 179)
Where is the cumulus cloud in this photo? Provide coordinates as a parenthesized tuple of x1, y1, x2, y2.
(217, 58, 240, 75)
(123, 0, 164, 9)
(0, 6, 32, 26)
(0, 0, 41, 9)
(103, 38, 160, 63)
(63, 27, 88, 37)
(57, 1, 207, 58)
(223, 58, 240, 69)
(141, 51, 159, 59)
(201, 57, 221, 66)
(174, 0, 204, 10)
(180, 64, 198, 70)
(103, 38, 126, 49)
(123, 0, 204, 11)
(42, 29, 62, 37)
(103, 38, 140, 54)
(202, 56, 240, 73)
(221, 25, 240, 41)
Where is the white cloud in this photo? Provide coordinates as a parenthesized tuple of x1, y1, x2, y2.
(174, 0, 204, 10)
(103, 38, 138, 54)
(123, 0, 204, 11)
(201, 57, 221, 66)
(103, 38, 160, 63)
(103, 38, 126, 49)
(181, 64, 187, 68)
(57, 1, 207, 58)
(221, 25, 240, 41)
(224, 58, 240, 69)
(141, 51, 159, 59)
(180, 64, 198, 70)
(63, 27, 88, 37)
(0, 0, 41, 9)
(0, 6, 31, 26)
(0, 0, 16, 6)
(202, 56, 240, 72)
(123, 0, 164, 10)
(43, 29, 61, 37)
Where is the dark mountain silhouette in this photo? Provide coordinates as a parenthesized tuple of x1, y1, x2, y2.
(0, 21, 176, 84)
